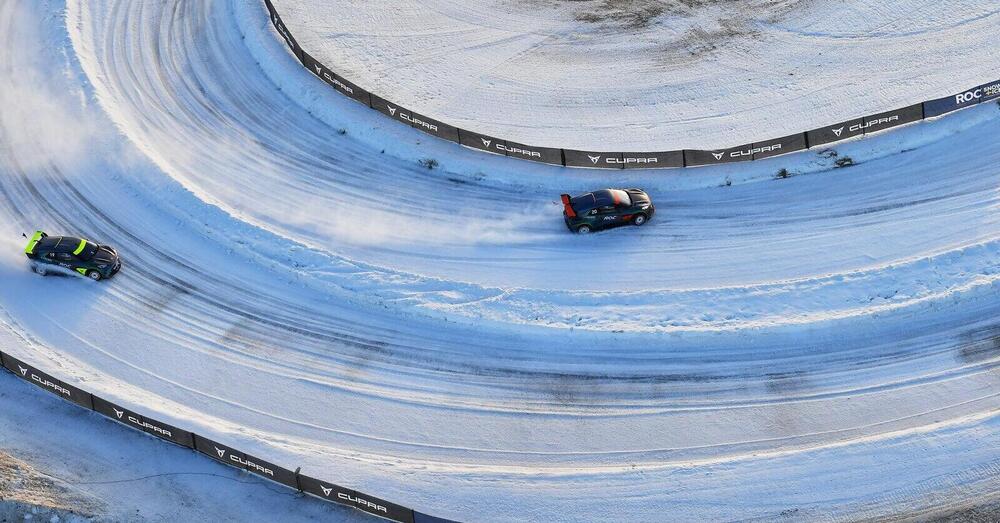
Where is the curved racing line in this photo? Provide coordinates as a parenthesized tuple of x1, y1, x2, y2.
(0, 0, 999, 521)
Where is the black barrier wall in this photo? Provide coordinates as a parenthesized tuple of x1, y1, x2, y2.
(264, 1, 998, 171)
(0, 348, 458, 523)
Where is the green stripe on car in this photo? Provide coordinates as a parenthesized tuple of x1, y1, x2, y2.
(73, 239, 88, 255)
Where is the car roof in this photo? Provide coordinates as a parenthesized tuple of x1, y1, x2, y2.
(37, 236, 83, 253)
(571, 189, 625, 211)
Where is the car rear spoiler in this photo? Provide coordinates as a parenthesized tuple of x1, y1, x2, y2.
(24, 230, 46, 256)
(560, 194, 576, 217)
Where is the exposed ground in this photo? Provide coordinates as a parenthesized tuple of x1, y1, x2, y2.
(0, 451, 101, 522)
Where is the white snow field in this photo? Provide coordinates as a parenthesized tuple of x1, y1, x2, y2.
(1, 0, 1000, 521)
(274, 0, 1000, 150)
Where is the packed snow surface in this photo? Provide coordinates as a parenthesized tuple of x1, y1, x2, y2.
(1, 0, 1000, 521)
(275, 0, 1000, 150)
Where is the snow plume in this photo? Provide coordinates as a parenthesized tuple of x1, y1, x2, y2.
(273, 195, 554, 248)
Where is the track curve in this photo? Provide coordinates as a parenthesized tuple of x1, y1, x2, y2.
(0, 0, 999, 520)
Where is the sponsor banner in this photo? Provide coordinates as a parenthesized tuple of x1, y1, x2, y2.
(369, 95, 462, 144)
(563, 150, 623, 169)
(458, 129, 506, 156)
(370, 94, 416, 129)
(684, 145, 754, 167)
(301, 51, 338, 91)
(752, 133, 807, 161)
(369, 95, 459, 142)
(194, 434, 246, 468)
(924, 79, 1000, 118)
(331, 73, 372, 106)
(498, 140, 563, 165)
(407, 111, 460, 143)
(301, 51, 372, 105)
(300, 475, 414, 523)
(976, 79, 1000, 103)
(806, 118, 863, 148)
(925, 79, 1000, 118)
(621, 151, 684, 170)
(414, 512, 462, 523)
(923, 95, 959, 118)
(1, 353, 92, 410)
(860, 103, 923, 135)
(237, 450, 299, 489)
(194, 437, 295, 487)
(92, 396, 194, 448)
(265, 2, 302, 62)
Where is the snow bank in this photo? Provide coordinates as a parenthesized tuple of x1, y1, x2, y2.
(274, 0, 1000, 150)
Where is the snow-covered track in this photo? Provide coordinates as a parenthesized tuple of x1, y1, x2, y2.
(0, 0, 999, 521)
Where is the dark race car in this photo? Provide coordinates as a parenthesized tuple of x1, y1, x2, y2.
(560, 188, 655, 234)
(23, 231, 122, 281)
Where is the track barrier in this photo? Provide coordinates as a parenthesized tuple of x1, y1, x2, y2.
(264, 0, 1000, 170)
(0, 349, 457, 523)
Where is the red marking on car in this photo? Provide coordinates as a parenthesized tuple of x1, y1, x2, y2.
(622, 215, 632, 221)
(560, 194, 576, 217)
(611, 190, 620, 205)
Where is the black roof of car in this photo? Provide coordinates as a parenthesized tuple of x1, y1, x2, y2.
(571, 189, 626, 211)
(36, 236, 82, 253)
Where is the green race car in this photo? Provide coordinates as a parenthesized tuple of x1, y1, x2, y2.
(561, 188, 655, 234)
(23, 231, 122, 281)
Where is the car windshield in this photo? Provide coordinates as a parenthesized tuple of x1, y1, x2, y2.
(77, 242, 98, 261)
(609, 189, 631, 207)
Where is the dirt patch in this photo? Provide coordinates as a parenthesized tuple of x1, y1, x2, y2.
(558, 0, 806, 31)
(0, 450, 102, 521)
(570, 0, 667, 29)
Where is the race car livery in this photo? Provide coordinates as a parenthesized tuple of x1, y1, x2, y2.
(24, 231, 122, 280)
(560, 188, 655, 234)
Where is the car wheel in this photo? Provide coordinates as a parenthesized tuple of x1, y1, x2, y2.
(576, 225, 592, 234)
(632, 214, 647, 226)
(31, 264, 46, 276)
(86, 270, 102, 281)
